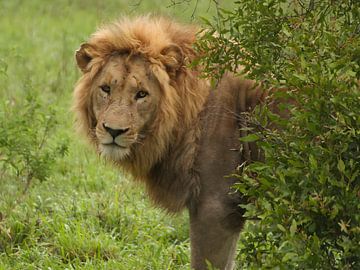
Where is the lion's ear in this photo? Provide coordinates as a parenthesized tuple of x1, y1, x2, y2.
(160, 44, 184, 73)
(75, 43, 97, 73)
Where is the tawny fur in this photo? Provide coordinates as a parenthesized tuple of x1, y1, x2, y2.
(73, 15, 267, 270)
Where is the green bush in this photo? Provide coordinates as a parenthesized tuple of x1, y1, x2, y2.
(199, 1, 360, 269)
(0, 85, 68, 197)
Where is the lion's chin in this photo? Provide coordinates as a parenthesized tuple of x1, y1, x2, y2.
(99, 144, 131, 161)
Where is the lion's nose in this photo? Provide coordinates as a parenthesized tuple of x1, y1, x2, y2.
(103, 123, 129, 139)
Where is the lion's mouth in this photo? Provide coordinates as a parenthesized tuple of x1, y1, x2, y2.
(99, 141, 131, 160)
(102, 142, 128, 149)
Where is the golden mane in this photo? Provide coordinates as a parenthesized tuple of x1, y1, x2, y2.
(73, 16, 210, 191)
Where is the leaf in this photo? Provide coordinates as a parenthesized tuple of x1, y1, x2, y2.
(282, 252, 298, 262)
(277, 224, 286, 232)
(239, 134, 259, 142)
(330, 205, 340, 220)
(338, 220, 350, 234)
(293, 73, 307, 82)
(309, 155, 317, 170)
(290, 219, 297, 236)
(337, 159, 345, 173)
(199, 16, 212, 26)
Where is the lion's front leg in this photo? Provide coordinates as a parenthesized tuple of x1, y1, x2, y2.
(189, 199, 242, 270)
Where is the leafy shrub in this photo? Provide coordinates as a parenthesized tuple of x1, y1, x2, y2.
(198, 0, 360, 269)
(0, 85, 68, 195)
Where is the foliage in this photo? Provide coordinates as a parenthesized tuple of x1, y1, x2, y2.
(198, 0, 360, 269)
(0, 91, 68, 191)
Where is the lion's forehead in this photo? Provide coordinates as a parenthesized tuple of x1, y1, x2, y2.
(100, 57, 126, 83)
(101, 55, 152, 87)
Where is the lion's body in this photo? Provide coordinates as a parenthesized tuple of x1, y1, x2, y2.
(73, 16, 265, 270)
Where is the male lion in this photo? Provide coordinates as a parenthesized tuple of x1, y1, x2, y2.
(73, 16, 265, 270)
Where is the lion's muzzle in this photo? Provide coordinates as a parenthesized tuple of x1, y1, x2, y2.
(103, 123, 130, 139)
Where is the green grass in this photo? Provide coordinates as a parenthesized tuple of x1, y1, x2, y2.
(0, 1, 234, 269)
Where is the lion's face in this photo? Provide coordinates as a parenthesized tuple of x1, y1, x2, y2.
(91, 54, 162, 160)
(74, 18, 203, 172)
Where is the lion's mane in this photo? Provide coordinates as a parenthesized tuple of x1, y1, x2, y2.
(73, 16, 210, 211)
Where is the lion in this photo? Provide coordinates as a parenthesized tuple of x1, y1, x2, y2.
(73, 16, 266, 270)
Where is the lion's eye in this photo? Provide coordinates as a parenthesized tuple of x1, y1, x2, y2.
(135, 90, 149, 100)
(100, 85, 111, 94)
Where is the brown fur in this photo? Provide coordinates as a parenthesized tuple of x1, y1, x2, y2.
(73, 16, 266, 270)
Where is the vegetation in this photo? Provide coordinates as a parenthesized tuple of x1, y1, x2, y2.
(199, 0, 360, 269)
(0, 1, 228, 269)
(1, 0, 359, 269)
